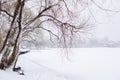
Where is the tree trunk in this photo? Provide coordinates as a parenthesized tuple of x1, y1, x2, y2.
(0, 0, 24, 70)
(0, 26, 21, 70)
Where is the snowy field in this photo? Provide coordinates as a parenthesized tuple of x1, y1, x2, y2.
(0, 48, 120, 80)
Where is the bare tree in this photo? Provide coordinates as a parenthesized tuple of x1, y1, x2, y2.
(0, 0, 91, 71)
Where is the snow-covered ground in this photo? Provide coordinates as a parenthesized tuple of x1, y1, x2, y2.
(0, 48, 120, 80)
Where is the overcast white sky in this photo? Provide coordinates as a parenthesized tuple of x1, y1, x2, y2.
(95, 13, 120, 41)
(93, 0, 120, 41)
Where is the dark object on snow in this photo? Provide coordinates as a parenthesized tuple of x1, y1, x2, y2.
(13, 67, 21, 72)
(19, 71, 24, 75)
(19, 50, 30, 56)
(13, 67, 24, 75)
(18, 69, 24, 75)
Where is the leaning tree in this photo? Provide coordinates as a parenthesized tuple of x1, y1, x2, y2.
(0, 0, 93, 71)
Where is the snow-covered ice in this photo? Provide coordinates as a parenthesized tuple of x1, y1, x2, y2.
(0, 48, 120, 80)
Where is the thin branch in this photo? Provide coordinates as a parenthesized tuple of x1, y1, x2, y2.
(0, 10, 13, 17)
(23, 19, 59, 40)
(41, 14, 86, 30)
(40, 26, 59, 39)
(26, 4, 58, 25)
(91, 0, 120, 12)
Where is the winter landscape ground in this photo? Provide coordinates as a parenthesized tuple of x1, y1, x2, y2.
(0, 48, 120, 80)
